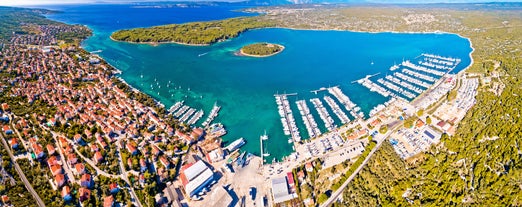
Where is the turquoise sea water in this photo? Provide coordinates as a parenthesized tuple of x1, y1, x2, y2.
(43, 4, 473, 161)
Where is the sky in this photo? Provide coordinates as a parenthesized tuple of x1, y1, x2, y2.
(0, 0, 519, 6)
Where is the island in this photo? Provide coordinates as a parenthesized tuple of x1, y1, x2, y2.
(110, 17, 274, 45)
(239, 42, 284, 57)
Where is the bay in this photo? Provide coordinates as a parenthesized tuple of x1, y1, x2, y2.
(43, 3, 473, 162)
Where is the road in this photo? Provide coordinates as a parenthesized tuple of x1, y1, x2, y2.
(45, 127, 143, 207)
(0, 132, 46, 207)
(319, 125, 400, 207)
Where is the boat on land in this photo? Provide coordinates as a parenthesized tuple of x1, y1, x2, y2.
(225, 137, 246, 152)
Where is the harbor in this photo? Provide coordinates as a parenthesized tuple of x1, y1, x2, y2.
(275, 94, 301, 143)
(310, 98, 335, 131)
(296, 100, 322, 138)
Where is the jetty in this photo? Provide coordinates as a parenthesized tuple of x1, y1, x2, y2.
(310, 98, 335, 131)
(202, 102, 221, 127)
(174, 105, 190, 117)
(296, 100, 322, 138)
(327, 86, 362, 119)
(179, 108, 196, 123)
(311, 86, 332, 95)
(352, 73, 380, 84)
(323, 96, 351, 124)
(357, 77, 391, 98)
(275, 94, 301, 142)
(187, 110, 204, 125)
(168, 101, 184, 114)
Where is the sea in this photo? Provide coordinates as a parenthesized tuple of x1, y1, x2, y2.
(39, 2, 473, 162)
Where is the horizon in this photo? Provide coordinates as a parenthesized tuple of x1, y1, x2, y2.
(1, 0, 520, 6)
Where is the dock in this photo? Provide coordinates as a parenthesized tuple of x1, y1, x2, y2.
(202, 102, 221, 127)
(187, 110, 204, 125)
(352, 73, 380, 84)
(275, 94, 301, 142)
(323, 96, 351, 124)
(310, 98, 335, 131)
(296, 100, 321, 138)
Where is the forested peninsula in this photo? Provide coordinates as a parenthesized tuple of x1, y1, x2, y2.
(110, 17, 274, 45)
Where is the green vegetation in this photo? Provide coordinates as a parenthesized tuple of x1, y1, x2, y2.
(0, 7, 54, 40)
(288, 6, 522, 207)
(240, 42, 284, 57)
(111, 17, 274, 45)
(0, 7, 91, 43)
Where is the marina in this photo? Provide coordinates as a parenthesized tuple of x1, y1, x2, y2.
(202, 103, 221, 127)
(358, 77, 392, 98)
(275, 94, 301, 142)
(385, 75, 424, 94)
(296, 100, 322, 138)
(394, 72, 432, 88)
(310, 98, 335, 131)
(174, 105, 190, 117)
(168, 101, 184, 114)
(401, 68, 437, 82)
(179, 108, 196, 123)
(187, 109, 204, 125)
(327, 86, 362, 119)
(323, 96, 351, 124)
(377, 78, 415, 99)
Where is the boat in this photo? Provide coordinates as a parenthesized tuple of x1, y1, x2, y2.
(224, 137, 245, 152)
(237, 151, 246, 167)
(261, 131, 268, 140)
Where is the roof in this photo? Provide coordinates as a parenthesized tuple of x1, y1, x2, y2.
(271, 177, 294, 203)
(183, 160, 208, 182)
(103, 195, 114, 207)
(185, 168, 214, 196)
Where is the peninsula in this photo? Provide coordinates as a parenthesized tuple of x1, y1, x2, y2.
(239, 42, 284, 57)
(110, 17, 274, 45)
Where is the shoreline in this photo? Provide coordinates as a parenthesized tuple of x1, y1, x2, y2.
(109, 35, 210, 47)
(60, 17, 474, 164)
(237, 44, 285, 58)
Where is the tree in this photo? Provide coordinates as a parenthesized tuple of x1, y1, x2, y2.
(417, 109, 424, 117)
(317, 193, 329, 204)
(426, 116, 432, 125)
(379, 125, 388, 134)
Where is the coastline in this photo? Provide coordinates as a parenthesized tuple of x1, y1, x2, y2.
(109, 35, 210, 47)
(237, 44, 285, 58)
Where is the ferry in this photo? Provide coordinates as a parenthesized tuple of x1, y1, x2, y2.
(225, 137, 246, 152)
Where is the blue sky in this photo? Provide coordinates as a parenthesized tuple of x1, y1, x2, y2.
(0, 0, 519, 6)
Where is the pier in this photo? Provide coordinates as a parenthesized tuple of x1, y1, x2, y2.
(310, 98, 335, 131)
(179, 108, 196, 123)
(174, 105, 190, 117)
(168, 101, 184, 114)
(187, 110, 204, 125)
(352, 73, 380, 84)
(202, 103, 221, 127)
(323, 96, 351, 124)
(275, 94, 301, 142)
(327, 86, 362, 119)
(296, 100, 321, 138)
(358, 78, 391, 98)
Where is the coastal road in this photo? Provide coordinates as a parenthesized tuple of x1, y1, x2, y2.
(0, 132, 46, 207)
(319, 126, 397, 207)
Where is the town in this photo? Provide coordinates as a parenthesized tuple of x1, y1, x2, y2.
(0, 10, 482, 207)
